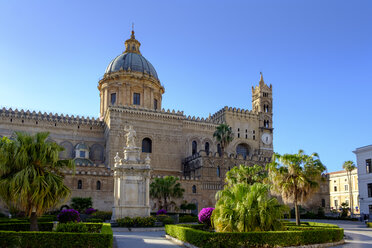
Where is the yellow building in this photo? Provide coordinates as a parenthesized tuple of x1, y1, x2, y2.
(328, 169, 359, 214)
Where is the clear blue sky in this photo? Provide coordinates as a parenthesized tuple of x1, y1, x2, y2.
(0, 0, 371, 172)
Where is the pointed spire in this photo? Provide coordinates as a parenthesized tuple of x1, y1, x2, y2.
(259, 72, 264, 85)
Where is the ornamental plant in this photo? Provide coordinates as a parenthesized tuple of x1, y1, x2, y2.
(57, 209, 81, 223)
(198, 207, 214, 226)
(85, 208, 97, 215)
(156, 209, 167, 215)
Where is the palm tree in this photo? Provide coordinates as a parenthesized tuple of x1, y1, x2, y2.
(268, 150, 326, 226)
(0, 132, 74, 231)
(150, 176, 185, 211)
(343, 160, 356, 217)
(213, 124, 234, 157)
(212, 183, 287, 232)
(225, 164, 267, 186)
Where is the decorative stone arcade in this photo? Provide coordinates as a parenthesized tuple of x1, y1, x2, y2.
(111, 125, 151, 220)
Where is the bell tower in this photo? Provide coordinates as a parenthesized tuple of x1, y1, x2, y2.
(252, 72, 272, 118)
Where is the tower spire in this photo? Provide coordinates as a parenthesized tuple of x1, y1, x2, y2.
(259, 72, 264, 85)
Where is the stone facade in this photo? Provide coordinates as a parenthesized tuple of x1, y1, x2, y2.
(0, 31, 274, 213)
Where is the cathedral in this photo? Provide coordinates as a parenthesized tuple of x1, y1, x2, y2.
(0, 31, 274, 213)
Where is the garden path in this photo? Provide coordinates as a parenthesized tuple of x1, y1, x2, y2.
(113, 230, 182, 248)
(295, 219, 372, 248)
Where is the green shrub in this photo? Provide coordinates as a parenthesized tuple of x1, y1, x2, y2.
(179, 215, 198, 223)
(70, 197, 92, 213)
(165, 224, 344, 248)
(367, 222, 372, 228)
(56, 223, 89, 233)
(0, 222, 54, 231)
(156, 214, 174, 225)
(0, 223, 113, 248)
(117, 216, 156, 227)
(85, 218, 103, 223)
(91, 211, 112, 221)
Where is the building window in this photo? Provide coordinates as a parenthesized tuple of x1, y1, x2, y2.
(368, 183, 372, 197)
(236, 143, 249, 159)
(192, 185, 196, 194)
(96, 181, 101, 190)
(80, 151, 86, 158)
(154, 99, 158, 110)
(111, 93, 116, 105)
(237, 133, 240, 138)
(245, 134, 247, 139)
(77, 180, 82, 189)
(192, 141, 197, 155)
(133, 93, 140, 105)
(142, 138, 152, 153)
(217, 166, 220, 177)
(264, 120, 270, 128)
(321, 199, 326, 208)
(217, 144, 222, 156)
(253, 135, 255, 140)
(345, 185, 349, 191)
(367, 159, 372, 173)
(334, 186, 337, 192)
(205, 142, 210, 155)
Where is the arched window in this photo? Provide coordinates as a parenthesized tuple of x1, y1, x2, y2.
(192, 185, 196, 194)
(205, 142, 210, 155)
(217, 144, 222, 156)
(192, 141, 197, 155)
(142, 138, 152, 153)
(236, 143, 250, 159)
(321, 199, 326, 208)
(264, 120, 270, 128)
(96, 181, 101, 190)
(77, 180, 82, 189)
(217, 166, 221, 177)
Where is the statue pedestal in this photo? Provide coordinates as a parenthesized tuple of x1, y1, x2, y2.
(111, 143, 152, 220)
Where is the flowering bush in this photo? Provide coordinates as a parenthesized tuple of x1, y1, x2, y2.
(198, 207, 214, 226)
(85, 208, 97, 215)
(57, 209, 81, 223)
(156, 209, 167, 215)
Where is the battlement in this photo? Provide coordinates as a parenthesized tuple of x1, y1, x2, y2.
(0, 107, 103, 126)
(110, 105, 217, 125)
(210, 106, 256, 122)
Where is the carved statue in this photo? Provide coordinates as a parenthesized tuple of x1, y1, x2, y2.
(124, 125, 137, 147)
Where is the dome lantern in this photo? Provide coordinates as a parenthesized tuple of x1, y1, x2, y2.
(124, 30, 141, 55)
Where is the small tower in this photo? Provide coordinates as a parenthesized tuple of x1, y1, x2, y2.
(252, 72, 273, 118)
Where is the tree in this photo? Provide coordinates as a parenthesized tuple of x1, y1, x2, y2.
(0, 132, 74, 231)
(268, 150, 326, 226)
(212, 183, 287, 232)
(225, 164, 267, 186)
(71, 197, 93, 213)
(343, 160, 356, 217)
(150, 176, 184, 211)
(213, 124, 234, 157)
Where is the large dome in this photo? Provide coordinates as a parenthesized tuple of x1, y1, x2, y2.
(105, 52, 158, 80)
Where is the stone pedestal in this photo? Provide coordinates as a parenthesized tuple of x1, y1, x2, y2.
(111, 126, 151, 221)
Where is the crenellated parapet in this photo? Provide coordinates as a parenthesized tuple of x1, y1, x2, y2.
(210, 106, 258, 123)
(0, 107, 103, 126)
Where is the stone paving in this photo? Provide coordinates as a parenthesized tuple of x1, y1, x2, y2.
(114, 231, 182, 248)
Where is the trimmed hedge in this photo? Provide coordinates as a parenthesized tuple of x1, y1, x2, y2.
(0, 223, 113, 248)
(0, 222, 54, 231)
(179, 215, 198, 223)
(165, 224, 344, 248)
(367, 222, 372, 228)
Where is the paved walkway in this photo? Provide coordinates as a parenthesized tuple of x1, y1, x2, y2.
(297, 219, 372, 248)
(114, 231, 182, 248)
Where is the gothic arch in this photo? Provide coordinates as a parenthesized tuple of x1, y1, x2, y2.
(59, 141, 74, 159)
(235, 143, 251, 159)
(90, 144, 104, 162)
